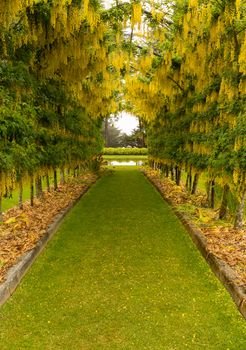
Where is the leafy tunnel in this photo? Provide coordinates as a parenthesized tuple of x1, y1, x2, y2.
(0, 1, 245, 224)
(0, 1, 246, 346)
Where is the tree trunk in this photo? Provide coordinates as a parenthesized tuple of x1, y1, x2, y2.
(189, 173, 192, 192)
(210, 180, 215, 209)
(60, 167, 65, 185)
(185, 172, 189, 189)
(46, 172, 50, 192)
(138, 118, 145, 148)
(234, 187, 246, 230)
(30, 175, 34, 207)
(170, 167, 174, 181)
(165, 165, 169, 177)
(175, 166, 181, 186)
(185, 166, 192, 192)
(19, 179, 23, 210)
(219, 184, 230, 219)
(54, 169, 58, 191)
(74, 165, 79, 177)
(35, 177, 39, 198)
(206, 181, 211, 206)
(191, 173, 199, 195)
(35, 175, 42, 199)
(0, 193, 2, 222)
(175, 166, 178, 184)
(0, 172, 2, 222)
(39, 176, 43, 199)
(104, 117, 109, 147)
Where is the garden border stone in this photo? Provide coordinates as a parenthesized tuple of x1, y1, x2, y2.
(0, 180, 97, 308)
(145, 173, 246, 320)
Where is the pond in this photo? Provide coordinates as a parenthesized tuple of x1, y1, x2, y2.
(104, 156, 148, 167)
(107, 160, 146, 166)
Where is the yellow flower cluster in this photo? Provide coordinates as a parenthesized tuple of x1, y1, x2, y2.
(131, 3, 142, 29)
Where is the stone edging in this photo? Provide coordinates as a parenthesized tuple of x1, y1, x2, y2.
(0, 179, 97, 308)
(144, 173, 246, 320)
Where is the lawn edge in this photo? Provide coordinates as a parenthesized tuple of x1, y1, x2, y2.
(143, 171, 246, 320)
(0, 177, 99, 308)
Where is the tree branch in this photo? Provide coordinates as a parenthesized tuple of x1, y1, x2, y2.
(135, 44, 162, 57)
(167, 75, 184, 91)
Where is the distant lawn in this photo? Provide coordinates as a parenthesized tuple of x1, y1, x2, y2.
(2, 185, 30, 212)
(180, 171, 242, 215)
(0, 167, 245, 349)
(2, 172, 61, 212)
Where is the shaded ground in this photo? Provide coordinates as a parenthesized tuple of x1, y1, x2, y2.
(0, 167, 245, 349)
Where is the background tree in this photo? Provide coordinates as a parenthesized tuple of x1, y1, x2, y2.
(102, 118, 124, 147)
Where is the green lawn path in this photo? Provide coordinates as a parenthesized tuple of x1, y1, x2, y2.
(0, 167, 245, 349)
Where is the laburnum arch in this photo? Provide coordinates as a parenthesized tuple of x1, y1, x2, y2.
(0, 0, 245, 227)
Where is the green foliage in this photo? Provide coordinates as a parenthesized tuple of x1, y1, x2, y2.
(0, 60, 102, 203)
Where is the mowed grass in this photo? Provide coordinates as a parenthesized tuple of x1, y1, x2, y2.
(0, 167, 245, 349)
(2, 184, 30, 212)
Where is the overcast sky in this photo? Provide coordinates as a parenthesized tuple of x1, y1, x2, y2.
(114, 112, 139, 135)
